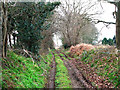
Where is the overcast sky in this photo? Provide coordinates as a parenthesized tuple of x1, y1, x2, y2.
(48, 0, 116, 47)
(95, 1, 116, 41)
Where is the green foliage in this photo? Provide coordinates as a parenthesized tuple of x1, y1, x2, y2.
(64, 48, 119, 87)
(2, 51, 52, 88)
(102, 37, 114, 46)
(102, 38, 108, 45)
(8, 2, 60, 54)
(78, 49, 119, 87)
(113, 35, 116, 44)
(108, 38, 114, 46)
(0, 58, 2, 87)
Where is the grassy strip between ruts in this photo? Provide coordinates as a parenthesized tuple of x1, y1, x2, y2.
(2, 50, 52, 88)
(54, 53, 72, 88)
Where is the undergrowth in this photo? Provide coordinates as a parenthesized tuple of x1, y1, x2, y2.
(80, 49, 119, 87)
(66, 48, 119, 88)
(2, 50, 52, 88)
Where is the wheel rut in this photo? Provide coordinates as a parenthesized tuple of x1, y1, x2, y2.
(63, 58, 84, 88)
(47, 49, 94, 88)
(47, 50, 56, 88)
(55, 50, 94, 88)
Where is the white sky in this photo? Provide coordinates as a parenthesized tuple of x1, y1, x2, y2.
(48, 0, 117, 47)
(95, 2, 116, 41)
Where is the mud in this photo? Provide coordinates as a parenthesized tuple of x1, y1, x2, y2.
(55, 50, 94, 88)
(47, 51, 56, 88)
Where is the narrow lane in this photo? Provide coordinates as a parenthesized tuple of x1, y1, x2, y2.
(55, 50, 93, 88)
(47, 49, 94, 88)
(60, 55, 84, 88)
(55, 50, 84, 88)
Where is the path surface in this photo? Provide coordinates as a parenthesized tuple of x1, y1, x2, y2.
(61, 56, 84, 88)
(48, 51, 56, 88)
(47, 49, 93, 88)
(55, 50, 93, 88)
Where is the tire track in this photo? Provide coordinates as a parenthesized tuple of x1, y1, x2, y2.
(55, 50, 94, 88)
(47, 50, 56, 88)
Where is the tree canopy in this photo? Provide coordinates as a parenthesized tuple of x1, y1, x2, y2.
(7, 2, 60, 54)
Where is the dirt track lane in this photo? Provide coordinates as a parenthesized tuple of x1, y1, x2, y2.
(55, 50, 94, 88)
(62, 56, 84, 88)
(47, 49, 94, 88)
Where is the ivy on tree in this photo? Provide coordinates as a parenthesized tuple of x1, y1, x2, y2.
(8, 2, 60, 54)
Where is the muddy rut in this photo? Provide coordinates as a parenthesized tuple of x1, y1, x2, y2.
(47, 49, 94, 88)
(55, 50, 94, 88)
(47, 51, 56, 88)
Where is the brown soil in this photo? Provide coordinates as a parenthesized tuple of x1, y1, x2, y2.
(62, 57, 84, 88)
(55, 50, 93, 88)
(47, 51, 56, 88)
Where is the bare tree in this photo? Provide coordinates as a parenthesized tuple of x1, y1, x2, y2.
(52, 0, 100, 47)
(78, 23, 98, 44)
(39, 13, 57, 54)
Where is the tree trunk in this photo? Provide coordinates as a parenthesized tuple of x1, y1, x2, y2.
(0, 2, 2, 58)
(2, 2, 8, 57)
(116, 4, 120, 87)
(115, 3, 120, 88)
(116, 2, 120, 50)
(4, 33, 7, 56)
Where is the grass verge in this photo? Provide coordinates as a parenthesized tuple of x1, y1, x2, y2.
(2, 50, 52, 88)
(65, 48, 119, 88)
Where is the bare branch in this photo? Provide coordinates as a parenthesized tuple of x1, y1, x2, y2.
(51, 0, 99, 45)
(94, 19, 116, 24)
